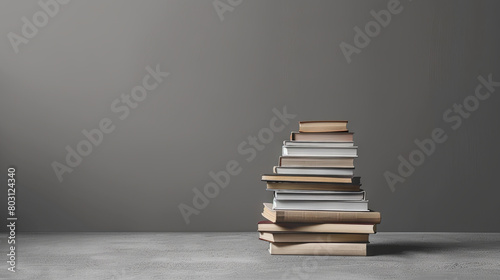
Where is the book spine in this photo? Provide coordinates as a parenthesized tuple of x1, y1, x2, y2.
(276, 211, 285, 223)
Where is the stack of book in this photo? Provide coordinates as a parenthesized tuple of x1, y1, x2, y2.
(258, 121, 381, 256)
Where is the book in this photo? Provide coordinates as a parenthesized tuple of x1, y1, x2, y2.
(273, 166, 354, 176)
(283, 141, 354, 147)
(291, 132, 353, 142)
(259, 232, 369, 243)
(262, 203, 381, 224)
(273, 198, 369, 211)
(262, 174, 360, 184)
(274, 190, 365, 201)
(269, 242, 367, 256)
(266, 182, 361, 192)
(282, 146, 358, 157)
(258, 220, 377, 234)
(279, 156, 355, 168)
(299, 121, 348, 133)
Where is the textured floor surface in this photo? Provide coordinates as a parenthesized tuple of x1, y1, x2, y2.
(1, 232, 499, 279)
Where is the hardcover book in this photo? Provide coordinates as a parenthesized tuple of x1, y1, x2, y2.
(266, 182, 361, 192)
(290, 132, 354, 142)
(298, 121, 348, 133)
(262, 203, 381, 224)
(259, 232, 369, 243)
(258, 220, 377, 234)
(279, 156, 355, 168)
(273, 198, 369, 211)
(269, 242, 367, 256)
(262, 174, 360, 184)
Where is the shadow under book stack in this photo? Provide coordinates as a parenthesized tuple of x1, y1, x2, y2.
(258, 121, 381, 256)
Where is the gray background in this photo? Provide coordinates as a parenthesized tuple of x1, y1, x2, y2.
(1, 0, 499, 232)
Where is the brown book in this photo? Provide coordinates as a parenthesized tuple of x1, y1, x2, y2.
(259, 232, 369, 243)
(291, 132, 353, 142)
(258, 221, 377, 234)
(279, 156, 355, 168)
(266, 182, 360, 192)
(262, 174, 359, 184)
(299, 121, 348, 133)
(262, 203, 381, 224)
(269, 242, 367, 256)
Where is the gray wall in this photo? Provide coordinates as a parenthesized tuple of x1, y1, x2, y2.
(1, 0, 499, 232)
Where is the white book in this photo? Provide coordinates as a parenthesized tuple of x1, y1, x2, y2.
(283, 141, 354, 147)
(273, 198, 369, 211)
(274, 191, 365, 201)
(269, 242, 367, 256)
(273, 166, 354, 176)
(282, 146, 358, 157)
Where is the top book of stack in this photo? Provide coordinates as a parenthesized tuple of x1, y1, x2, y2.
(298, 121, 348, 133)
(292, 121, 352, 142)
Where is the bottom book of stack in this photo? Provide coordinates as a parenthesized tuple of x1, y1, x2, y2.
(258, 204, 381, 256)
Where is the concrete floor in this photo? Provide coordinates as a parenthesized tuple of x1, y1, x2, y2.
(1, 232, 499, 280)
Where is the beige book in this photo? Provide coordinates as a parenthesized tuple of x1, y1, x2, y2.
(291, 132, 353, 142)
(258, 221, 376, 234)
(279, 156, 355, 168)
(262, 203, 381, 224)
(259, 232, 369, 243)
(269, 242, 367, 256)
(266, 182, 360, 192)
(299, 121, 348, 133)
